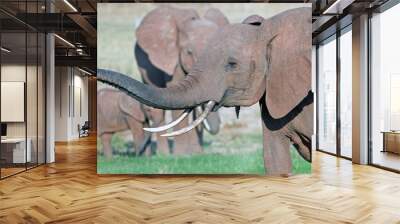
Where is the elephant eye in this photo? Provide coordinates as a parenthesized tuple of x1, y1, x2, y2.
(225, 58, 239, 71)
(186, 48, 193, 55)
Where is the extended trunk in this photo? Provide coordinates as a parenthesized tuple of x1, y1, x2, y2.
(97, 69, 209, 110)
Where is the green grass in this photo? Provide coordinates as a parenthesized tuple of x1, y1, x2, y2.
(97, 132, 310, 175)
(290, 146, 311, 174)
(98, 149, 265, 175)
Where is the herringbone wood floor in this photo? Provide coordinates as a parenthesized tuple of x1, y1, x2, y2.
(1, 135, 400, 224)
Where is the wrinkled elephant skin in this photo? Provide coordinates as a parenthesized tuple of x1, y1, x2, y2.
(134, 6, 226, 154)
(98, 8, 313, 175)
(98, 89, 152, 158)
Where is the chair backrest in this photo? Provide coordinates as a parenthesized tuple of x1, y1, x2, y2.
(82, 121, 90, 129)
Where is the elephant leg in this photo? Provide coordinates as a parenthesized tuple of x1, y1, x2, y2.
(155, 133, 169, 155)
(151, 109, 169, 155)
(101, 133, 113, 160)
(126, 117, 146, 156)
(287, 128, 311, 162)
(262, 121, 292, 176)
(197, 127, 204, 147)
(288, 104, 313, 162)
(172, 110, 203, 155)
(141, 134, 152, 156)
(134, 129, 152, 157)
(139, 123, 152, 156)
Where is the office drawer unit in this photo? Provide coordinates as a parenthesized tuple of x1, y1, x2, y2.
(382, 132, 400, 154)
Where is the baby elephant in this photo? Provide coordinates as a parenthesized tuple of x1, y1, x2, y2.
(98, 88, 166, 159)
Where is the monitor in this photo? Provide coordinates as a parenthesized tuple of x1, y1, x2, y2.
(1, 123, 7, 137)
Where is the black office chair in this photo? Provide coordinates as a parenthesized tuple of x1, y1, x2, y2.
(78, 121, 90, 138)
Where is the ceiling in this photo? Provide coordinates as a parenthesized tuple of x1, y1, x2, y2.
(0, 0, 391, 73)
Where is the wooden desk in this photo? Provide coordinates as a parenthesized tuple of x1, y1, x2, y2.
(382, 131, 400, 154)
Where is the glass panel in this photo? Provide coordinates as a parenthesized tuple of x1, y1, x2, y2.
(27, 31, 38, 169)
(340, 28, 352, 158)
(1, 30, 27, 177)
(371, 4, 400, 171)
(0, 1, 46, 178)
(38, 32, 45, 165)
(318, 36, 337, 154)
(26, 0, 39, 169)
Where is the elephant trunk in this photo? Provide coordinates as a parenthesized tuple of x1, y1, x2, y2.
(97, 69, 209, 110)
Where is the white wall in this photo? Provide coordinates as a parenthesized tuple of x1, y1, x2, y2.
(1, 65, 27, 142)
(55, 67, 69, 141)
(1, 65, 37, 138)
(1, 63, 46, 164)
(55, 67, 89, 141)
(71, 73, 89, 138)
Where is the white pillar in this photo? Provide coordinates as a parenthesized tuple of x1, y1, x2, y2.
(45, 0, 55, 163)
(312, 45, 317, 151)
(352, 14, 369, 164)
(46, 32, 55, 163)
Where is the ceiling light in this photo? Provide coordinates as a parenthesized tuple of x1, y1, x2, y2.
(323, 0, 355, 15)
(76, 48, 85, 55)
(1, 47, 11, 53)
(78, 67, 93, 76)
(63, 0, 78, 12)
(54, 34, 75, 48)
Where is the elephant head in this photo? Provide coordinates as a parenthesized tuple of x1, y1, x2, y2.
(98, 8, 313, 172)
(135, 6, 227, 135)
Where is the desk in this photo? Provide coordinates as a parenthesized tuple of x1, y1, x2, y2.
(382, 131, 400, 155)
(1, 138, 31, 163)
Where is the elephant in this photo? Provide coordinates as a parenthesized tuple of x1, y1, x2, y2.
(97, 88, 165, 159)
(98, 7, 313, 175)
(133, 6, 225, 154)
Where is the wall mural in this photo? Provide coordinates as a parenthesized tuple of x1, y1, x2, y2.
(97, 3, 313, 175)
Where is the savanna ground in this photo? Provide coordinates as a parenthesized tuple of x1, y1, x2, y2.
(97, 3, 311, 175)
(97, 106, 311, 175)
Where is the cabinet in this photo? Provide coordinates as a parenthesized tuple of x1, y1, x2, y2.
(382, 132, 400, 154)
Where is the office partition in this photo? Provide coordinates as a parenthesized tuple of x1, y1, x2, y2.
(0, 0, 47, 179)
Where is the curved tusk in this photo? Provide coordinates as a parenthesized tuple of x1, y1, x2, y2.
(195, 106, 210, 131)
(202, 118, 211, 132)
(161, 101, 216, 137)
(195, 106, 202, 114)
(143, 109, 192, 133)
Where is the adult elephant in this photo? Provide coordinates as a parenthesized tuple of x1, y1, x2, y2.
(98, 88, 163, 158)
(134, 6, 225, 154)
(98, 7, 313, 175)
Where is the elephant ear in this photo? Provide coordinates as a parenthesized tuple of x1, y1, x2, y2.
(204, 8, 229, 27)
(260, 8, 312, 118)
(136, 6, 198, 75)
